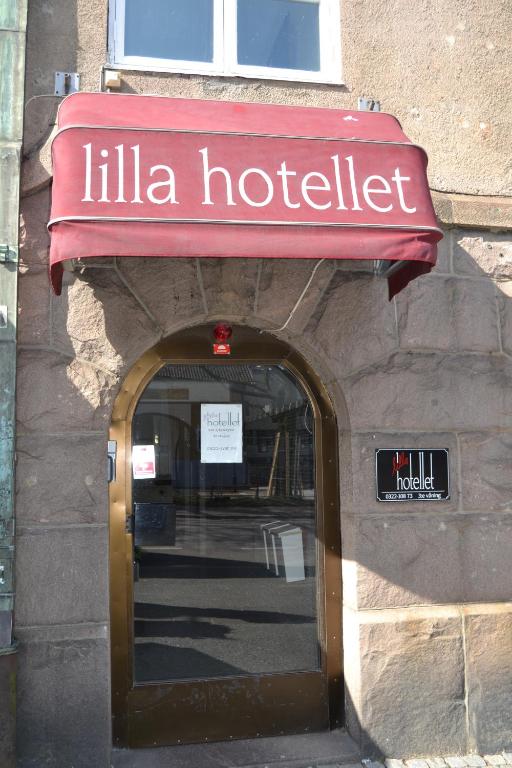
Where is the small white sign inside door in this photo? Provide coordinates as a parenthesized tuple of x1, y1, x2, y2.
(201, 404, 243, 464)
(132, 444, 156, 479)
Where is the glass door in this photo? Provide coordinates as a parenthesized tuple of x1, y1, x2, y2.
(110, 346, 342, 748)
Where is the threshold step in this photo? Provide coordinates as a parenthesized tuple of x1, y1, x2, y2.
(111, 729, 360, 768)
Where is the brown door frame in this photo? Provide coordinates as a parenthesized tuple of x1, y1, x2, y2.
(109, 324, 343, 747)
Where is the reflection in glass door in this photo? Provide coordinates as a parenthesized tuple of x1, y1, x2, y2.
(131, 364, 319, 684)
(110, 342, 342, 748)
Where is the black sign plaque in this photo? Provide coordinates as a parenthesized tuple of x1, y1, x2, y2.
(375, 449, 450, 502)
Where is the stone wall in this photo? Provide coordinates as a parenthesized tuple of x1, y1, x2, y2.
(16, 0, 512, 764)
(15, 180, 512, 763)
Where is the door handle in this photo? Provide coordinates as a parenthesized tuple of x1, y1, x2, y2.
(108, 440, 117, 483)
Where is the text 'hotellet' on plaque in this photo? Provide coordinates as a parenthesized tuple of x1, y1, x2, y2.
(375, 449, 450, 502)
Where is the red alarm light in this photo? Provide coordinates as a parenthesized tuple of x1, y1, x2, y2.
(213, 323, 233, 342)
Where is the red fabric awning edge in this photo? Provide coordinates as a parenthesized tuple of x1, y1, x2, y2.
(49, 220, 439, 299)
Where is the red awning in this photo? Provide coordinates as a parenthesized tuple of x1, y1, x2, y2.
(48, 93, 442, 297)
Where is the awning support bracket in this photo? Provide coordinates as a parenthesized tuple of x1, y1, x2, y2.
(374, 259, 407, 278)
(0, 245, 17, 263)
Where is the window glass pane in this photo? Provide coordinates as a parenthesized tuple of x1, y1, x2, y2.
(237, 0, 320, 71)
(132, 364, 320, 683)
(124, 0, 214, 63)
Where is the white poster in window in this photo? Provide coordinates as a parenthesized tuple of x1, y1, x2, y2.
(201, 404, 243, 464)
(132, 444, 156, 479)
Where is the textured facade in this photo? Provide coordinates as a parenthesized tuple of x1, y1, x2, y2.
(15, 1, 512, 766)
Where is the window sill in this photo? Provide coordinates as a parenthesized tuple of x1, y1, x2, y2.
(108, 60, 345, 87)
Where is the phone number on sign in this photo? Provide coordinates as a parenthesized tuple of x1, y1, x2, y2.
(383, 492, 443, 500)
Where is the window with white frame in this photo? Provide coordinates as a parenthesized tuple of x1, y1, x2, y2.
(109, 0, 342, 84)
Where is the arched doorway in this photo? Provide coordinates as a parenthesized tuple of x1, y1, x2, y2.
(109, 324, 342, 748)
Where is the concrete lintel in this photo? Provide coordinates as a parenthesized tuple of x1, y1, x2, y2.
(345, 602, 512, 624)
(433, 191, 512, 231)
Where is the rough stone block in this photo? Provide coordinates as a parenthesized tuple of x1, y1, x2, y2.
(21, 123, 54, 197)
(484, 758, 507, 766)
(15, 526, 109, 627)
(52, 269, 160, 375)
(346, 514, 463, 609)
(406, 761, 429, 768)
(427, 760, 449, 768)
(347, 431, 459, 516)
(459, 432, 512, 512)
(19, 190, 50, 267)
(199, 258, 260, 317)
(466, 611, 512, 754)
(16, 625, 110, 768)
(396, 275, 499, 353)
(343, 353, 512, 431)
(118, 257, 206, 335)
(17, 267, 51, 346)
(463, 515, 512, 602)
(358, 614, 466, 757)
(453, 233, 512, 279)
(16, 434, 107, 526)
(305, 271, 397, 376)
(255, 259, 335, 332)
(21, 96, 57, 196)
(347, 512, 512, 609)
(16, 350, 118, 434)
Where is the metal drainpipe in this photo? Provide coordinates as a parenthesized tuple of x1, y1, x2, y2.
(0, 1, 27, 765)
